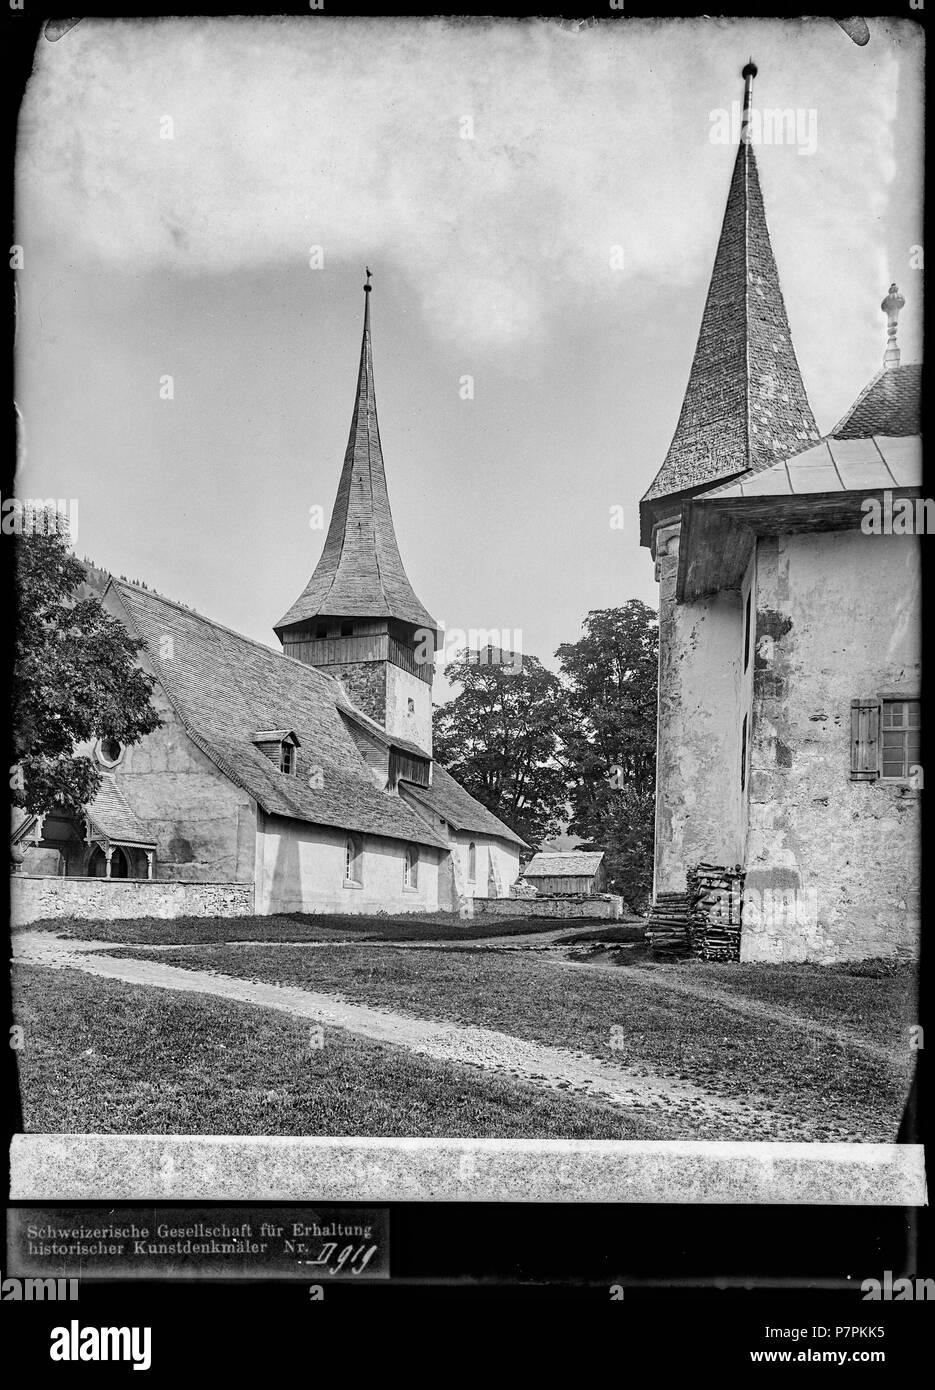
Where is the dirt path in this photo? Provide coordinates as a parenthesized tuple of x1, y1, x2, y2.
(49, 925, 895, 1064)
(12, 930, 811, 1138)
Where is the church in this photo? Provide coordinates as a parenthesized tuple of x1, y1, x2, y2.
(640, 65, 922, 963)
(12, 277, 525, 920)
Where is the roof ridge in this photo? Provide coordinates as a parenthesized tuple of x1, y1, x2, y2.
(112, 578, 346, 692)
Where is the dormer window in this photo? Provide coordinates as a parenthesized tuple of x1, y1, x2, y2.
(252, 729, 300, 775)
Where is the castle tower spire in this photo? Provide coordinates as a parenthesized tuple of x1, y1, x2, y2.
(276, 274, 438, 753)
(639, 62, 820, 546)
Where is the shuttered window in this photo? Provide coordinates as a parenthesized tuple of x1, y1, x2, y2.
(850, 698, 880, 780)
(851, 698, 921, 781)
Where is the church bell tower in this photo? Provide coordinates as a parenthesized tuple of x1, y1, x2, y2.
(275, 272, 439, 756)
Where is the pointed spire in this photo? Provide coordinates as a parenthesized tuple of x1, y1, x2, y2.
(640, 62, 820, 544)
(275, 275, 437, 638)
(881, 283, 904, 370)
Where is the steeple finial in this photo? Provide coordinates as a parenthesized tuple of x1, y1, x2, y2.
(364, 265, 372, 292)
(741, 59, 757, 143)
(881, 283, 904, 370)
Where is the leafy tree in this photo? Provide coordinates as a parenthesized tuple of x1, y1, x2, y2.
(12, 510, 162, 815)
(433, 646, 570, 847)
(556, 603, 658, 910)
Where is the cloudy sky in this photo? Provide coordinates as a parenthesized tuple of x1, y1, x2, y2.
(15, 15, 924, 692)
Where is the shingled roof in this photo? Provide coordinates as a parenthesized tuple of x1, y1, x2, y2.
(401, 766, 527, 847)
(86, 776, 157, 847)
(640, 65, 819, 546)
(830, 363, 922, 440)
(109, 580, 449, 850)
(275, 280, 437, 637)
(524, 851, 604, 877)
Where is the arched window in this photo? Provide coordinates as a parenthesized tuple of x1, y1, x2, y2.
(404, 844, 418, 889)
(468, 841, 476, 882)
(345, 835, 362, 885)
(87, 845, 129, 878)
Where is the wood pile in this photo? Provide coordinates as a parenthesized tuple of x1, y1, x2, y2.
(687, 862, 744, 961)
(645, 890, 691, 955)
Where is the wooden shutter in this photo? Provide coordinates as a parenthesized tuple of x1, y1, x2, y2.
(850, 699, 881, 780)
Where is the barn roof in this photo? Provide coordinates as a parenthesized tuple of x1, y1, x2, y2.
(401, 767, 528, 847)
(275, 277, 438, 638)
(109, 580, 450, 850)
(524, 850, 604, 877)
(640, 65, 819, 545)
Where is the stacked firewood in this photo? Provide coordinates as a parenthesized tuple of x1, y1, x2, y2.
(687, 862, 744, 961)
(644, 890, 692, 955)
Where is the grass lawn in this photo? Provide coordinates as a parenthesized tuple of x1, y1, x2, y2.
(16, 912, 623, 945)
(106, 942, 915, 1141)
(12, 964, 674, 1139)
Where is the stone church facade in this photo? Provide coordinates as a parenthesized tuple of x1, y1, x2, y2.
(12, 279, 524, 922)
(640, 66, 922, 963)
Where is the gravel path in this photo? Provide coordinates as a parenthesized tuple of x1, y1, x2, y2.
(12, 930, 803, 1137)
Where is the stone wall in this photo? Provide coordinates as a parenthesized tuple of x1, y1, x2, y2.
(653, 521, 744, 895)
(327, 662, 387, 730)
(743, 531, 921, 963)
(11, 875, 255, 926)
(468, 895, 624, 920)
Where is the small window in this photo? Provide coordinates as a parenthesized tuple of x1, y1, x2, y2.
(97, 737, 123, 767)
(407, 698, 415, 715)
(280, 742, 295, 775)
(880, 699, 921, 780)
(743, 590, 752, 673)
(340, 621, 354, 638)
(345, 835, 362, 885)
(404, 844, 418, 889)
(315, 623, 328, 639)
(468, 841, 476, 882)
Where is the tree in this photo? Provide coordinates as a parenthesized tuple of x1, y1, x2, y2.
(556, 603, 658, 910)
(12, 510, 162, 815)
(432, 646, 570, 847)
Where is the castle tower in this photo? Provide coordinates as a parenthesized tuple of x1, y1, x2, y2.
(275, 273, 439, 755)
(639, 64, 820, 902)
